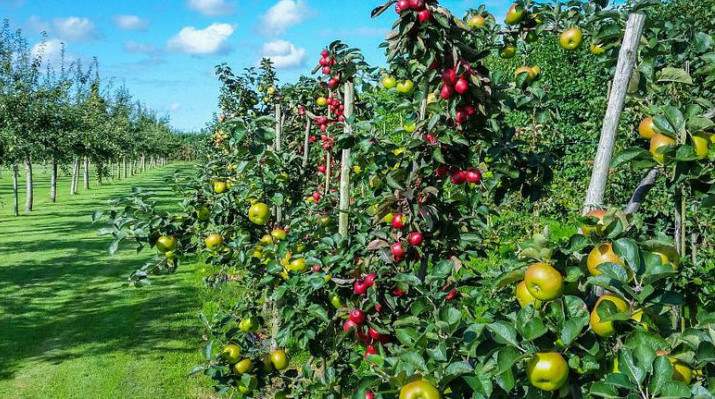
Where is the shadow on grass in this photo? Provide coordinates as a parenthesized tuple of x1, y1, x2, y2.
(0, 165, 202, 381)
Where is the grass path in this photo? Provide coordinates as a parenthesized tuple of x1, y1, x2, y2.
(0, 164, 213, 398)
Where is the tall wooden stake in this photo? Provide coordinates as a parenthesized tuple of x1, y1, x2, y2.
(302, 118, 312, 170)
(338, 80, 355, 238)
(583, 13, 646, 212)
(275, 103, 283, 223)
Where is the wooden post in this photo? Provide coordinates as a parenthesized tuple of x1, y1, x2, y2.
(338, 80, 355, 238)
(275, 104, 283, 151)
(302, 118, 312, 170)
(324, 89, 333, 196)
(275, 103, 283, 223)
(583, 13, 646, 212)
(674, 61, 691, 257)
(624, 168, 659, 214)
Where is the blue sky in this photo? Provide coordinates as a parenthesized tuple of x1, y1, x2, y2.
(0, 0, 512, 131)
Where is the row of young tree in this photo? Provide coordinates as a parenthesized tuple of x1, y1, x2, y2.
(0, 20, 197, 216)
(101, 0, 715, 397)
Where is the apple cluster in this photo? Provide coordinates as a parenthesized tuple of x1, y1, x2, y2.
(394, 0, 431, 23)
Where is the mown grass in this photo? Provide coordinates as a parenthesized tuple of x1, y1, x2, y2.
(0, 164, 215, 398)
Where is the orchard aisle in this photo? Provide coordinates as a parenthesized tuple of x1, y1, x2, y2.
(0, 165, 214, 399)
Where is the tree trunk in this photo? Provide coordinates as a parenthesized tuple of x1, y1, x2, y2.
(83, 157, 90, 189)
(96, 161, 103, 186)
(338, 80, 355, 238)
(12, 164, 19, 216)
(71, 157, 79, 195)
(582, 13, 646, 212)
(50, 157, 57, 203)
(122, 157, 127, 178)
(24, 157, 33, 212)
(141, 155, 146, 173)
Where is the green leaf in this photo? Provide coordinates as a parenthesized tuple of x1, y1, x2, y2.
(650, 355, 673, 395)
(439, 307, 461, 327)
(657, 67, 693, 85)
(399, 351, 427, 371)
(496, 347, 520, 375)
(463, 365, 493, 397)
(561, 296, 589, 344)
(613, 238, 641, 275)
(694, 32, 713, 53)
(590, 381, 621, 398)
(426, 341, 447, 362)
(487, 321, 520, 347)
(611, 147, 651, 168)
(663, 106, 686, 135)
(659, 381, 692, 398)
(516, 307, 548, 341)
(308, 304, 329, 323)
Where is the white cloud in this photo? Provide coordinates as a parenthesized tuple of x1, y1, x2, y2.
(259, 0, 311, 37)
(52, 17, 100, 42)
(260, 39, 305, 69)
(166, 23, 234, 55)
(124, 40, 157, 54)
(28, 16, 100, 42)
(187, 0, 236, 17)
(114, 15, 149, 31)
(170, 103, 182, 111)
(31, 38, 70, 67)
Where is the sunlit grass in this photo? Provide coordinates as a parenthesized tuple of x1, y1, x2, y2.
(0, 164, 215, 398)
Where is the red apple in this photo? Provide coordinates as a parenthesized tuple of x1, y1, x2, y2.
(409, 0, 425, 9)
(366, 391, 375, 399)
(441, 69, 457, 85)
(446, 288, 458, 301)
(321, 50, 329, 58)
(435, 164, 449, 178)
(455, 109, 468, 124)
(450, 170, 466, 185)
(426, 133, 437, 144)
(391, 242, 406, 258)
(455, 78, 469, 94)
(397, 0, 410, 12)
(408, 232, 424, 246)
(418, 8, 431, 22)
(464, 104, 475, 115)
(364, 273, 377, 286)
(440, 84, 454, 100)
(364, 345, 377, 358)
(312, 265, 321, 272)
(349, 309, 366, 324)
(318, 165, 326, 173)
(354, 280, 369, 295)
(391, 214, 405, 229)
(465, 169, 481, 183)
(343, 319, 357, 331)
(313, 192, 321, 202)
(322, 66, 331, 75)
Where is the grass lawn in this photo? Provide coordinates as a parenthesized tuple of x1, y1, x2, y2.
(0, 164, 215, 398)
